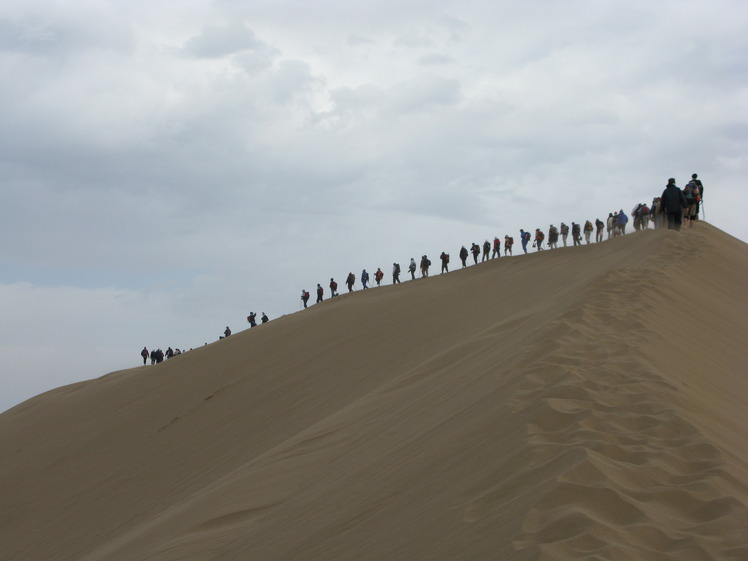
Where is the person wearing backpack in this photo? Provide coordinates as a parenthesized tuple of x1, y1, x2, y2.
(595, 218, 605, 242)
(374, 268, 384, 286)
(346, 272, 356, 291)
(482, 240, 490, 262)
(408, 258, 417, 280)
(584, 220, 593, 244)
(492, 237, 501, 258)
(661, 178, 688, 231)
(471, 242, 480, 264)
(247, 312, 257, 327)
(329, 278, 338, 297)
(316, 283, 324, 302)
(261, 313, 269, 324)
(571, 222, 581, 246)
(440, 251, 450, 273)
(420, 255, 431, 277)
(504, 235, 514, 256)
(560, 223, 569, 246)
(616, 210, 629, 235)
(141, 346, 149, 365)
(548, 225, 558, 249)
(684, 174, 703, 227)
(534, 229, 545, 251)
(520, 229, 530, 254)
(361, 269, 370, 289)
(301, 289, 310, 308)
(459, 246, 469, 267)
(392, 263, 401, 284)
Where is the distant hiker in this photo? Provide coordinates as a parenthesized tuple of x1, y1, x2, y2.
(301, 289, 310, 308)
(408, 258, 417, 280)
(316, 283, 324, 302)
(617, 209, 629, 235)
(520, 230, 530, 254)
(534, 229, 544, 251)
(156, 349, 164, 363)
(606, 213, 615, 238)
(492, 237, 501, 258)
(247, 312, 257, 327)
(329, 278, 338, 297)
(482, 240, 490, 262)
(261, 313, 269, 324)
(471, 243, 480, 264)
(459, 246, 469, 267)
(392, 263, 401, 284)
(440, 251, 450, 273)
(683, 174, 703, 227)
(346, 272, 356, 291)
(166, 347, 174, 359)
(224, 326, 231, 337)
(504, 235, 514, 256)
(560, 222, 569, 247)
(661, 178, 688, 231)
(361, 269, 369, 289)
(583, 220, 593, 244)
(639, 204, 650, 230)
(595, 218, 605, 242)
(548, 225, 558, 249)
(651, 198, 665, 229)
(150, 349, 156, 365)
(141, 346, 149, 365)
(571, 222, 581, 246)
(374, 268, 384, 286)
(420, 255, 431, 277)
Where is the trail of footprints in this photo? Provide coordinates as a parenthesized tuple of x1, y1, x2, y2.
(509, 267, 748, 560)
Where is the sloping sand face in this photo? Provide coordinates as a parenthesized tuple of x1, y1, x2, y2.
(1, 222, 747, 561)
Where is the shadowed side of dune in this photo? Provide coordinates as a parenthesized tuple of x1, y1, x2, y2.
(1, 222, 747, 561)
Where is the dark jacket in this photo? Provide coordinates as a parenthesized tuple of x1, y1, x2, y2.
(661, 184, 687, 212)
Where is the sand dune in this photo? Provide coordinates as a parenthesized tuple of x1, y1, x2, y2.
(1, 221, 747, 561)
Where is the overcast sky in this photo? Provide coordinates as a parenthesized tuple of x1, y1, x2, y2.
(1, 0, 746, 412)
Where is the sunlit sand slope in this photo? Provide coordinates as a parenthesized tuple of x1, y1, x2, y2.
(1, 221, 746, 561)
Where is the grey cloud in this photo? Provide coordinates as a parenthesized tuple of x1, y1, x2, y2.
(417, 53, 455, 65)
(182, 22, 275, 59)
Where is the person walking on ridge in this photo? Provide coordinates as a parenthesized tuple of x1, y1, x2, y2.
(361, 269, 369, 289)
(459, 246, 469, 268)
(374, 268, 384, 286)
(329, 278, 338, 297)
(301, 289, 310, 308)
(440, 251, 449, 273)
(392, 263, 401, 284)
(408, 258, 417, 280)
(141, 346, 149, 365)
(471, 242, 480, 264)
(661, 178, 688, 231)
(346, 272, 356, 292)
(316, 283, 324, 302)
(504, 235, 514, 256)
(520, 229, 530, 254)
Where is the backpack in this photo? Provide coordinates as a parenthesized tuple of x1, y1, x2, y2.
(331, 282, 337, 290)
(523, 232, 531, 242)
(507, 237, 514, 245)
(303, 291, 310, 299)
(395, 263, 401, 273)
(536, 231, 544, 241)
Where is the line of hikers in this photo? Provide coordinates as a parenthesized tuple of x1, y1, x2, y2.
(142, 174, 705, 364)
(300, 174, 705, 303)
(140, 346, 186, 365)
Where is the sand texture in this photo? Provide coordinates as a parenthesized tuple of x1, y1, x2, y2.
(1, 221, 747, 561)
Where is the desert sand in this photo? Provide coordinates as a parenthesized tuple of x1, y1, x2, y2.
(1, 221, 747, 561)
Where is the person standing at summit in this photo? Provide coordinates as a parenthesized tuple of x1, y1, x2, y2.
(661, 178, 688, 231)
